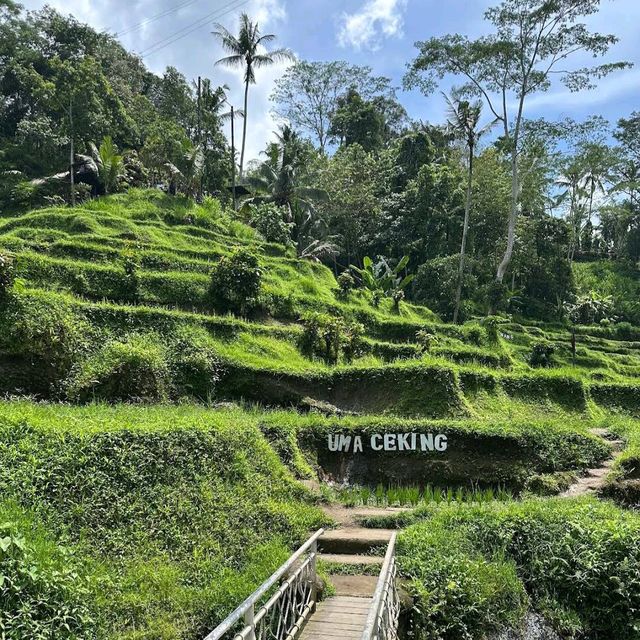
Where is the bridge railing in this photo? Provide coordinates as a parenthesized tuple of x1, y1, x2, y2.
(361, 531, 400, 640)
(203, 528, 324, 640)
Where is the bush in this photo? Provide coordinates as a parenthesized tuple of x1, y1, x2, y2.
(122, 252, 140, 302)
(415, 328, 438, 353)
(0, 518, 94, 639)
(399, 499, 640, 640)
(461, 324, 485, 346)
(398, 524, 528, 639)
(299, 313, 364, 364)
(209, 249, 262, 315)
(528, 342, 556, 367)
(66, 334, 172, 402)
(169, 325, 221, 400)
(0, 292, 92, 383)
(413, 256, 477, 320)
(249, 203, 293, 245)
(481, 316, 504, 344)
(336, 271, 356, 298)
(0, 253, 15, 297)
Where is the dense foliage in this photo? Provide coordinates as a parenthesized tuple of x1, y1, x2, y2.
(399, 499, 640, 639)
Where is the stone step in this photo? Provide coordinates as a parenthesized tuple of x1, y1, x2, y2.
(330, 575, 379, 598)
(318, 553, 384, 566)
(318, 528, 394, 554)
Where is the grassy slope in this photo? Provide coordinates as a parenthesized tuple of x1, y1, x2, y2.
(0, 401, 326, 639)
(2, 191, 640, 639)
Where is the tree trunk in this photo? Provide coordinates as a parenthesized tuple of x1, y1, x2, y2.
(239, 79, 249, 178)
(453, 145, 473, 324)
(496, 148, 518, 285)
(69, 99, 75, 206)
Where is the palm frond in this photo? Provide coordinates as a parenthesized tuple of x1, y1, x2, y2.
(215, 54, 245, 69)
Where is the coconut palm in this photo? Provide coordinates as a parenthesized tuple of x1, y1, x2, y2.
(246, 125, 336, 260)
(443, 94, 496, 323)
(555, 164, 589, 263)
(213, 14, 294, 177)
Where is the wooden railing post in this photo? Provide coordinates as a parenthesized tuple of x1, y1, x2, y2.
(244, 604, 256, 640)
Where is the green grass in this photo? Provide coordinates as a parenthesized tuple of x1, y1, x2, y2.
(3, 191, 640, 639)
(0, 400, 327, 640)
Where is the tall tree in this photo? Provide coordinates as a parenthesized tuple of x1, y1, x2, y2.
(404, 0, 630, 308)
(270, 60, 405, 153)
(329, 89, 386, 152)
(213, 13, 293, 176)
(443, 95, 495, 323)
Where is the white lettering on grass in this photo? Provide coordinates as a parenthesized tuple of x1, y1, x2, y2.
(328, 433, 449, 453)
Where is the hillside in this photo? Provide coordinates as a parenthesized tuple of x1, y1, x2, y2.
(1, 191, 640, 639)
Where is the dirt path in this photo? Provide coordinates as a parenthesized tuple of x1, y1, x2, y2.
(561, 429, 625, 498)
(321, 503, 410, 528)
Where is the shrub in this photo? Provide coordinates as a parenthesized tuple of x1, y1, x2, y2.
(0, 292, 91, 382)
(413, 255, 477, 320)
(209, 249, 262, 315)
(299, 313, 364, 364)
(461, 324, 485, 346)
(0, 518, 94, 639)
(415, 328, 438, 353)
(169, 325, 221, 400)
(528, 342, 556, 367)
(336, 271, 356, 298)
(0, 253, 15, 297)
(481, 315, 504, 344)
(66, 334, 172, 402)
(398, 525, 528, 638)
(391, 288, 405, 310)
(249, 203, 293, 245)
(399, 500, 640, 640)
(122, 252, 140, 302)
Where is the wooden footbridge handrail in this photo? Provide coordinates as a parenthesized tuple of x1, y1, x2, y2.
(204, 528, 324, 640)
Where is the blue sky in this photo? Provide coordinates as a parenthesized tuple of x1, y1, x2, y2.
(21, 0, 640, 159)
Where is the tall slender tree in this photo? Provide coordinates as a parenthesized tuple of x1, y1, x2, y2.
(444, 95, 495, 323)
(405, 0, 630, 311)
(213, 13, 293, 177)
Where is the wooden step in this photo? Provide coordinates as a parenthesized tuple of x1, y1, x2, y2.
(318, 528, 394, 554)
(318, 553, 384, 566)
(299, 596, 370, 640)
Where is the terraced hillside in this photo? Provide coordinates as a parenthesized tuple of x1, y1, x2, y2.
(1, 191, 639, 639)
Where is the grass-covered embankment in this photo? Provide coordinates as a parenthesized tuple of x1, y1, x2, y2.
(0, 401, 326, 639)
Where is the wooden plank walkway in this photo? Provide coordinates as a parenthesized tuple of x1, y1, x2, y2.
(299, 596, 371, 640)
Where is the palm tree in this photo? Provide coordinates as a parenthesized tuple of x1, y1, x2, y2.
(555, 164, 588, 263)
(443, 94, 496, 323)
(246, 125, 336, 260)
(213, 14, 294, 177)
(89, 136, 125, 195)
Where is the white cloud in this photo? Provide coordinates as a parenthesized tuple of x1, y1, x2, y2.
(337, 0, 407, 50)
(519, 67, 640, 114)
(250, 0, 287, 26)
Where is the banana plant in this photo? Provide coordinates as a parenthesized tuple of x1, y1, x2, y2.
(352, 255, 414, 296)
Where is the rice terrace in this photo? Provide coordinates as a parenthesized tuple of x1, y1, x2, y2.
(1, 0, 639, 638)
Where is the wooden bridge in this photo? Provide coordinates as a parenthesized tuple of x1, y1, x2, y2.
(204, 527, 400, 640)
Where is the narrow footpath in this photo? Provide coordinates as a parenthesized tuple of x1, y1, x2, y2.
(561, 429, 625, 497)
